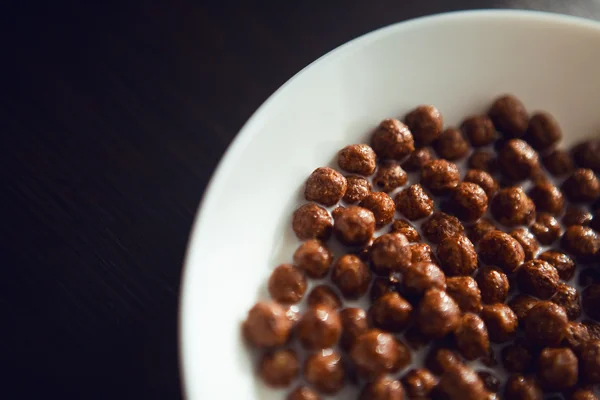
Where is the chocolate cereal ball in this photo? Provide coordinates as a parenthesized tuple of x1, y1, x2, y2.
(455, 313, 490, 360)
(543, 148, 575, 177)
(476, 266, 509, 304)
(538, 250, 576, 281)
(394, 184, 434, 221)
(580, 340, 600, 384)
(268, 264, 308, 304)
(573, 139, 600, 172)
(292, 203, 333, 241)
(479, 230, 525, 274)
(390, 219, 421, 242)
(303, 351, 345, 394)
(437, 364, 491, 400)
(481, 303, 518, 343)
(401, 147, 434, 172)
(562, 225, 600, 261)
(402, 368, 438, 398)
(417, 289, 461, 338)
(462, 115, 497, 147)
(287, 386, 321, 400)
(468, 150, 498, 173)
(448, 182, 488, 222)
(446, 276, 482, 314)
(504, 375, 543, 400)
(498, 139, 540, 181)
(563, 207, 593, 227)
(509, 294, 539, 324)
(510, 228, 540, 261)
(304, 167, 347, 206)
(563, 168, 600, 203)
(530, 213, 561, 245)
(563, 322, 591, 352)
(259, 348, 299, 387)
(339, 307, 369, 350)
(350, 329, 409, 378)
(583, 284, 600, 321)
(464, 169, 498, 199)
(537, 347, 578, 391)
(307, 285, 342, 310)
(488, 94, 528, 138)
(420, 159, 460, 195)
(410, 242, 436, 264)
(297, 304, 341, 350)
(343, 175, 371, 204)
(369, 292, 413, 333)
(293, 239, 332, 279)
(528, 182, 564, 215)
(525, 301, 568, 347)
(525, 112, 562, 151)
(373, 161, 408, 192)
(552, 283, 581, 320)
(518, 259, 560, 300)
(434, 127, 470, 161)
(371, 118, 415, 160)
(331, 254, 371, 299)
(437, 235, 478, 276)
(404, 104, 443, 146)
(338, 144, 377, 176)
(422, 212, 465, 244)
(359, 192, 395, 227)
(243, 302, 293, 348)
(491, 186, 536, 227)
(467, 218, 497, 245)
(403, 262, 446, 296)
(359, 376, 405, 400)
(502, 340, 534, 373)
(370, 233, 412, 275)
(333, 206, 375, 246)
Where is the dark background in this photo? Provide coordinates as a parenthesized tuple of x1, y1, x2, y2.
(2, 1, 599, 398)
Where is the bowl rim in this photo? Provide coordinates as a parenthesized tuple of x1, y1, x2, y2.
(178, 8, 600, 399)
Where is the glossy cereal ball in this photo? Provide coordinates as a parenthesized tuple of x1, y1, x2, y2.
(491, 186, 536, 227)
(259, 348, 299, 387)
(416, 289, 460, 338)
(404, 104, 443, 146)
(338, 144, 377, 176)
(292, 203, 333, 241)
(350, 329, 411, 379)
(359, 376, 406, 400)
(303, 350, 345, 394)
(304, 167, 347, 206)
(525, 111, 562, 151)
(488, 94, 528, 138)
(243, 302, 293, 348)
(498, 139, 540, 181)
(371, 118, 415, 160)
(461, 115, 496, 147)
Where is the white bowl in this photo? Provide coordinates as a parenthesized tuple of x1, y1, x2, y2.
(180, 10, 600, 399)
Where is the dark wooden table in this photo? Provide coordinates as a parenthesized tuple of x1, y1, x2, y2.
(2, 1, 599, 398)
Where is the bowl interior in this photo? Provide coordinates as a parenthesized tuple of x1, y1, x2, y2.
(181, 10, 600, 399)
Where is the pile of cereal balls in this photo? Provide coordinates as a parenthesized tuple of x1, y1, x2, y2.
(242, 95, 600, 400)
